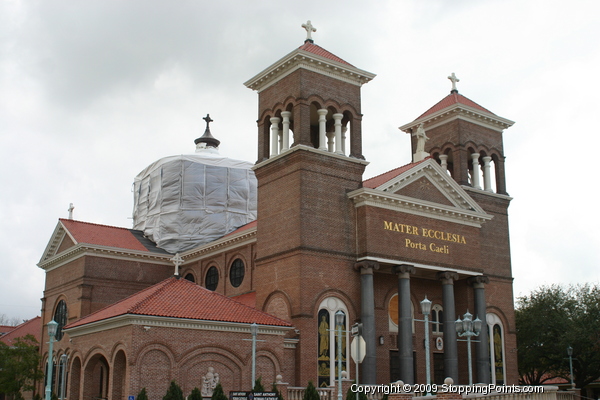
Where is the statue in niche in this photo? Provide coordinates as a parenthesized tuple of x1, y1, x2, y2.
(415, 123, 429, 154)
(201, 367, 220, 397)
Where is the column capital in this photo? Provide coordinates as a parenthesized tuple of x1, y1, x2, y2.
(467, 275, 490, 288)
(393, 264, 415, 277)
(436, 271, 459, 284)
(354, 261, 379, 274)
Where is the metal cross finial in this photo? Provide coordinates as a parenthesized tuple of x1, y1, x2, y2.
(302, 20, 316, 42)
(170, 253, 184, 276)
(203, 114, 213, 129)
(67, 203, 74, 220)
(448, 72, 460, 93)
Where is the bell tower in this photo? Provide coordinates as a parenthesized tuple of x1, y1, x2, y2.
(400, 73, 514, 195)
(244, 22, 375, 385)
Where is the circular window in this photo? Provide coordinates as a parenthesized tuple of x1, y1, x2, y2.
(229, 258, 245, 288)
(184, 273, 195, 283)
(205, 266, 219, 291)
(53, 300, 68, 341)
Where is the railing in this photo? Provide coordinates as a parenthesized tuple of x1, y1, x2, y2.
(287, 387, 334, 400)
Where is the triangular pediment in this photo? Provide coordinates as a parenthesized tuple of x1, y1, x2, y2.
(349, 159, 492, 227)
(39, 221, 77, 264)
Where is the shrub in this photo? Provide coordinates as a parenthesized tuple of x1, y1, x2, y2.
(303, 381, 320, 400)
(163, 381, 184, 400)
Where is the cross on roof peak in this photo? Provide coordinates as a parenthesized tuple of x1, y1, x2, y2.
(203, 114, 213, 129)
(170, 253, 184, 276)
(302, 20, 316, 43)
(448, 72, 460, 93)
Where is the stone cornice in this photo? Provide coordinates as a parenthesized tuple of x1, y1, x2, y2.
(244, 48, 376, 92)
(399, 103, 515, 133)
(252, 144, 369, 171)
(348, 188, 492, 227)
(65, 314, 292, 338)
(38, 243, 173, 272)
(462, 185, 513, 201)
(181, 226, 257, 263)
(355, 255, 482, 277)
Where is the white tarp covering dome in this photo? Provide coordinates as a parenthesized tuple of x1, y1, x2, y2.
(132, 115, 257, 253)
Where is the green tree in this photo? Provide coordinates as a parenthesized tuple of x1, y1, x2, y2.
(253, 377, 265, 393)
(271, 383, 284, 400)
(163, 381, 184, 400)
(211, 383, 228, 400)
(345, 381, 367, 400)
(0, 334, 43, 398)
(516, 284, 600, 392)
(302, 381, 320, 400)
(189, 387, 202, 400)
(137, 387, 148, 400)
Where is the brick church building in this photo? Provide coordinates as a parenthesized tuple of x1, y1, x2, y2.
(37, 24, 518, 400)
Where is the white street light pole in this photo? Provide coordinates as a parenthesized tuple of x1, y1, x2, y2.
(336, 311, 344, 400)
(567, 346, 575, 389)
(251, 323, 258, 389)
(455, 311, 482, 385)
(420, 296, 432, 392)
(45, 320, 59, 400)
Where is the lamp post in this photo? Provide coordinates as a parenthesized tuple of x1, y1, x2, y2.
(567, 346, 575, 389)
(251, 323, 258, 389)
(455, 311, 482, 385)
(45, 320, 59, 400)
(420, 296, 432, 392)
(335, 310, 344, 400)
(59, 354, 68, 400)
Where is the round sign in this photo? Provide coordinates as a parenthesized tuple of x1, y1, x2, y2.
(436, 336, 444, 351)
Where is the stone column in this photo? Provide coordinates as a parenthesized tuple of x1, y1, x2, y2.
(281, 111, 292, 152)
(333, 113, 344, 155)
(437, 271, 459, 382)
(471, 153, 481, 189)
(355, 261, 379, 384)
(482, 156, 492, 192)
(439, 154, 448, 173)
(468, 275, 491, 383)
(394, 264, 415, 384)
(317, 109, 328, 151)
(270, 117, 280, 157)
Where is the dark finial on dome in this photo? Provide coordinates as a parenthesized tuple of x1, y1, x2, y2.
(195, 114, 221, 148)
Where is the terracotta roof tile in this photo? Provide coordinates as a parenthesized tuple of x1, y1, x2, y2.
(59, 219, 168, 254)
(298, 42, 353, 66)
(65, 277, 291, 329)
(416, 92, 495, 121)
(223, 220, 257, 237)
(0, 316, 41, 345)
(363, 158, 429, 189)
(231, 292, 256, 308)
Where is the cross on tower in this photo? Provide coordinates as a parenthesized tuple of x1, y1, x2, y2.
(448, 72, 460, 93)
(67, 203, 75, 220)
(170, 253, 184, 276)
(203, 114, 213, 129)
(302, 20, 316, 42)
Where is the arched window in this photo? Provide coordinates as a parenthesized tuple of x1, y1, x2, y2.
(487, 313, 506, 385)
(184, 273, 195, 283)
(229, 258, 245, 288)
(387, 294, 415, 333)
(317, 297, 349, 388)
(205, 266, 219, 291)
(53, 300, 68, 341)
(431, 304, 444, 334)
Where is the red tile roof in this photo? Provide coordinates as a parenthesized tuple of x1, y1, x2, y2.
(231, 292, 257, 308)
(416, 92, 495, 121)
(65, 277, 291, 329)
(224, 220, 257, 237)
(0, 325, 14, 334)
(299, 42, 353, 67)
(59, 219, 162, 253)
(363, 159, 429, 189)
(0, 316, 41, 346)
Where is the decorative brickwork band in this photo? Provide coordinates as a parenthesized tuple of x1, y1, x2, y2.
(437, 271, 459, 382)
(355, 261, 379, 384)
(468, 275, 491, 383)
(394, 264, 415, 384)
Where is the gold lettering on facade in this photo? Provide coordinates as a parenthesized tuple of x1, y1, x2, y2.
(385, 220, 468, 255)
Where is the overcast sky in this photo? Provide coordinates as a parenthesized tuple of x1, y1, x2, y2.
(2, 0, 599, 321)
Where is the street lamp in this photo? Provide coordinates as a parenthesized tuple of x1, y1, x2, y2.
(335, 310, 344, 400)
(45, 320, 59, 400)
(251, 323, 258, 389)
(455, 311, 482, 385)
(420, 296, 432, 391)
(59, 354, 68, 400)
(567, 346, 575, 389)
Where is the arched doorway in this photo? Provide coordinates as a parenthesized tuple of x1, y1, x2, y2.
(112, 350, 127, 400)
(83, 353, 109, 400)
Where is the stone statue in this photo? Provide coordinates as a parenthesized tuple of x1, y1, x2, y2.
(415, 123, 429, 154)
(201, 367, 220, 397)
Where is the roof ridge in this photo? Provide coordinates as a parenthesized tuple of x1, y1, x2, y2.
(59, 218, 130, 231)
(129, 277, 180, 313)
(364, 159, 427, 183)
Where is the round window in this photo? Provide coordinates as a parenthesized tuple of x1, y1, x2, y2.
(205, 266, 219, 291)
(229, 259, 245, 288)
